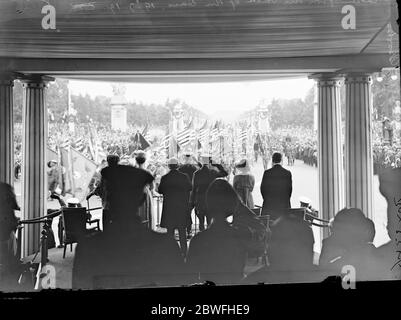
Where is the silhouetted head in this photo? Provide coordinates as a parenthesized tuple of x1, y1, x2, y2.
(107, 154, 120, 167)
(272, 152, 282, 165)
(269, 215, 314, 270)
(332, 208, 374, 244)
(0, 182, 20, 213)
(135, 150, 146, 165)
(206, 179, 240, 221)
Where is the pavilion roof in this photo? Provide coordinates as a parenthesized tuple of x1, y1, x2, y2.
(0, 0, 398, 81)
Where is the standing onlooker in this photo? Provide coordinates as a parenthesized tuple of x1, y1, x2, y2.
(192, 155, 228, 231)
(47, 160, 59, 196)
(260, 152, 292, 221)
(86, 155, 120, 232)
(179, 153, 200, 237)
(159, 158, 192, 257)
(186, 179, 250, 284)
(135, 150, 154, 228)
(233, 159, 255, 209)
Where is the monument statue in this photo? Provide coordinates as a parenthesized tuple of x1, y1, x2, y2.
(112, 83, 127, 97)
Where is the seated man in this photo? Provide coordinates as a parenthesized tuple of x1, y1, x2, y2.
(376, 168, 401, 280)
(243, 211, 321, 284)
(319, 208, 381, 281)
(72, 164, 186, 289)
(186, 179, 253, 285)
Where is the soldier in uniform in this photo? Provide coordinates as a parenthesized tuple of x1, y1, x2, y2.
(192, 154, 228, 231)
(159, 158, 192, 257)
(179, 152, 201, 238)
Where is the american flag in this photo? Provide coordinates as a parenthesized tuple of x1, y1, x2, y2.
(177, 118, 195, 147)
(209, 121, 221, 142)
(60, 138, 71, 149)
(239, 130, 247, 141)
(74, 137, 85, 152)
(161, 134, 171, 148)
(198, 120, 209, 142)
(177, 128, 192, 147)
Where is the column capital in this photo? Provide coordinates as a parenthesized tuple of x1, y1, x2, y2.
(308, 73, 343, 87)
(343, 73, 373, 85)
(18, 74, 55, 87)
(0, 72, 17, 86)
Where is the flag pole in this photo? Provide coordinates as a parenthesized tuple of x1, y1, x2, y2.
(68, 146, 76, 197)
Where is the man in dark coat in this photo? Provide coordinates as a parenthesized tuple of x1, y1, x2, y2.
(260, 152, 292, 220)
(86, 155, 121, 231)
(192, 155, 228, 231)
(178, 153, 201, 237)
(72, 164, 186, 289)
(159, 158, 192, 257)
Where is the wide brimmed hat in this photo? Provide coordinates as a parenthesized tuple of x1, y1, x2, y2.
(235, 159, 247, 168)
(235, 159, 250, 171)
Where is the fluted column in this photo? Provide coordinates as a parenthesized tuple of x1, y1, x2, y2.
(21, 75, 52, 256)
(344, 73, 374, 219)
(311, 74, 345, 237)
(0, 75, 15, 186)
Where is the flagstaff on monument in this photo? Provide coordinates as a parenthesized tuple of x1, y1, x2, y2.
(111, 84, 128, 132)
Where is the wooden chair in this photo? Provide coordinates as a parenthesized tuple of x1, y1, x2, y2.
(61, 207, 100, 258)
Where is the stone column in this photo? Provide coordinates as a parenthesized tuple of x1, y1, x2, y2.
(0, 75, 15, 186)
(311, 74, 345, 238)
(21, 75, 52, 256)
(344, 73, 374, 219)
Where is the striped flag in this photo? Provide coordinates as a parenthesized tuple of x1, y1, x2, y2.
(211, 120, 224, 140)
(158, 134, 171, 154)
(239, 130, 247, 141)
(74, 137, 85, 152)
(210, 123, 219, 138)
(161, 134, 171, 148)
(177, 118, 195, 147)
(199, 127, 209, 142)
(60, 137, 71, 149)
(177, 128, 192, 147)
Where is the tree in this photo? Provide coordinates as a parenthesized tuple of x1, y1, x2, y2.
(265, 86, 315, 130)
(13, 78, 69, 123)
